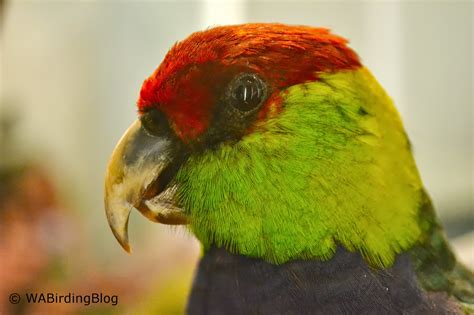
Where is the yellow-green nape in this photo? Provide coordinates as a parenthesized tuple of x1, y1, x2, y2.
(175, 67, 424, 268)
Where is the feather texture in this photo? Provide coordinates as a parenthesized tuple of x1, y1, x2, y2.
(187, 246, 460, 314)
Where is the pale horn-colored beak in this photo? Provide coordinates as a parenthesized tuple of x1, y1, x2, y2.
(104, 119, 188, 253)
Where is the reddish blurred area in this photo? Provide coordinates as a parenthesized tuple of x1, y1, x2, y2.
(0, 165, 71, 299)
(0, 165, 117, 314)
(0, 162, 195, 314)
(0, 107, 196, 314)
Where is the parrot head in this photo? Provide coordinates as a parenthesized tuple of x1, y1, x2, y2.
(105, 23, 423, 267)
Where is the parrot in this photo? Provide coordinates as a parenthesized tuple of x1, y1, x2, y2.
(104, 23, 474, 314)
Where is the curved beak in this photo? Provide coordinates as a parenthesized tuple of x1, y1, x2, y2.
(104, 120, 188, 253)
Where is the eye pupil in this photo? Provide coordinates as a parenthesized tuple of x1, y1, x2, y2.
(235, 84, 247, 101)
(230, 74, 266, 112)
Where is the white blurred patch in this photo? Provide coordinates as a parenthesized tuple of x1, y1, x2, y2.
(202, 0, 245, 27)
(452, 231, 474, 269)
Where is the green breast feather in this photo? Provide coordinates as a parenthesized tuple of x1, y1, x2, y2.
(176, 67, 423, 267)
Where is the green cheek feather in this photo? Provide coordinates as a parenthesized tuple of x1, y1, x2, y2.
(175, 67, 423, 268)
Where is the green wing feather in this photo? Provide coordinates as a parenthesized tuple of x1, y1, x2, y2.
(411, 191, 474, 312)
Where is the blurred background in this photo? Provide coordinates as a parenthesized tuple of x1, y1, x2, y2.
(0, 1, 472, 314)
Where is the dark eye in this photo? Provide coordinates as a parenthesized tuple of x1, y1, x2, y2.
(229, 73, 266, 112)
(140, 108, 170, 137)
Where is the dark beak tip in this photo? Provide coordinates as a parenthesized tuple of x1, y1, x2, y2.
(122, 243, 132, 254)
(109, 225, 132, 254)
(116, 236, 132, 254)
